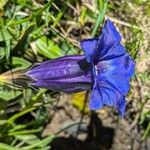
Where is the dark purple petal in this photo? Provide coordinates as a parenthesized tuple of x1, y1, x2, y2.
(30, 78, 91, 93)
(27, 55, 85, 79)
(26, 55, 92, 93)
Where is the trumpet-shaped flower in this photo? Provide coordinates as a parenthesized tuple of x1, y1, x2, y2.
(27, 55, 92, 93)
(26, 19, 135, 116)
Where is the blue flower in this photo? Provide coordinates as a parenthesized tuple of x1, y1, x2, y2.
(26, 55, 92, 93)
(80, 19, 135, 116)
(26, 19, 135, 116)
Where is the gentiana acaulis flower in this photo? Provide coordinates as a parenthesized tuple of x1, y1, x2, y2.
(26, 19, 135, 116)
(26, 55, 92, 93)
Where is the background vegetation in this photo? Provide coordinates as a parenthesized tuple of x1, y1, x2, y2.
(0, 0, 149, 149)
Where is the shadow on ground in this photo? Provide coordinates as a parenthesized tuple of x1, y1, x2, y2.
(51, 112, 114, 150)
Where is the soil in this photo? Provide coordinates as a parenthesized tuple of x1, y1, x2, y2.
(42, 94, 149, 150)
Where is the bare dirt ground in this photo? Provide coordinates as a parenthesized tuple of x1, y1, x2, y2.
(42, 92, 149, 150)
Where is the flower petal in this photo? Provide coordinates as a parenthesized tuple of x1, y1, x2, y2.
(80, 38, 98, 63)
(80, 19, 126, 63)
(89, 87, 103, 110)
(26, 55, 92, 93)
(94, 19, 125, 62)
(117, 96, 126, 117)
(89, 79, 126, 116)
(30, 78, 91, 93)
(97, 53, 135, 95)
(27, 55, 86, 80)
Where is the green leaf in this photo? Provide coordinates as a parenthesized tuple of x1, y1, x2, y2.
(0, 28, 12, 41)
(5, 39, 11, 60)
(143, 122, 150, 139)
(9, 127, 43, 136)
(12, 57, 31, 69)
(15, 134, 40, 145)
(0, 87, 22, 101)
(0, 28, 12, 60)
(91, 0, 108, 37)
(12, 24, 35, 55)
(0, 50, 5, 62)
(7, 107, 36, 124)
(0, 143, 20, 150)
(0, 0, 8, 10)
(33, 36, 62, 59)
(0, 120, 7, 125)
(22, 135, 55, 149)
